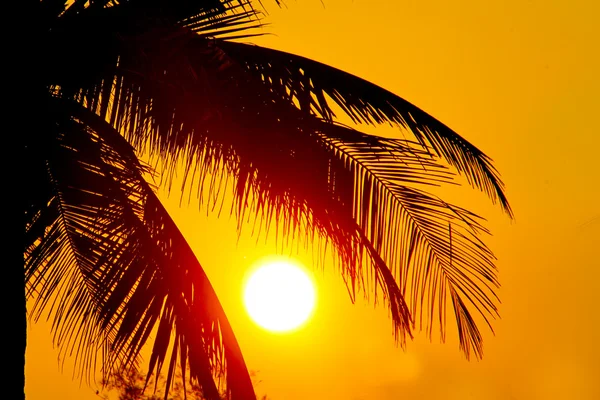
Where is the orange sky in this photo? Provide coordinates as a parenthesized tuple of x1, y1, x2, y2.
(26, 1, 600, 399)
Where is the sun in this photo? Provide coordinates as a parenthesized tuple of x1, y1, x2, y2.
(243, 259, 316, 332)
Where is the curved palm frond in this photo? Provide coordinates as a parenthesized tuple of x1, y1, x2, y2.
(216, 41, 513, 218)
(51, 17, 503, 357)
(25, 100, 256, 400)
(35, 0, 509, 375)
(225, 113, 500, 358)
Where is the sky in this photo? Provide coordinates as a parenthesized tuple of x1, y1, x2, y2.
(26, 0, 600, 399)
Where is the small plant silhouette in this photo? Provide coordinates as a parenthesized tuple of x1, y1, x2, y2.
(96, 368, 268, 400)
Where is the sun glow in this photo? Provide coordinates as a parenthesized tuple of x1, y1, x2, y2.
(243, 259, 316, 332)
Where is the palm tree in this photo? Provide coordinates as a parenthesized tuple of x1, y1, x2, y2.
(24, 1, 512, 400)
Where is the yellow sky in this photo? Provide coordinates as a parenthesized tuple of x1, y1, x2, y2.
(26, 0, 600, 399)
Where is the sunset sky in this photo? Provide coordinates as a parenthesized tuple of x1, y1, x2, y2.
(26, 1, 600, 399)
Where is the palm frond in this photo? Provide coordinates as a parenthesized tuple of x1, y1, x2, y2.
(216, 41, 513, 218)
(229, 113, 499, 358)
(58, 24, 499, 356)
(321, 129, 499, 358)
(47, 6, 504, 357)
(215, 100, 499, 358)
(25, 100, 256, 400)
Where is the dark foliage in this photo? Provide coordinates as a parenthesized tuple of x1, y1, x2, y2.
(25, 1, 511, 399)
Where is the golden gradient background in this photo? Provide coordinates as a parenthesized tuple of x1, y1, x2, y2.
(26, 0, 600, 399)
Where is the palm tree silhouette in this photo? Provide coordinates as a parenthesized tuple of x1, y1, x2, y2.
(24, 1, 512, 400)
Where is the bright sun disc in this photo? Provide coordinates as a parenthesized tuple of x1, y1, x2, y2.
(244, 260, 315, 332)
